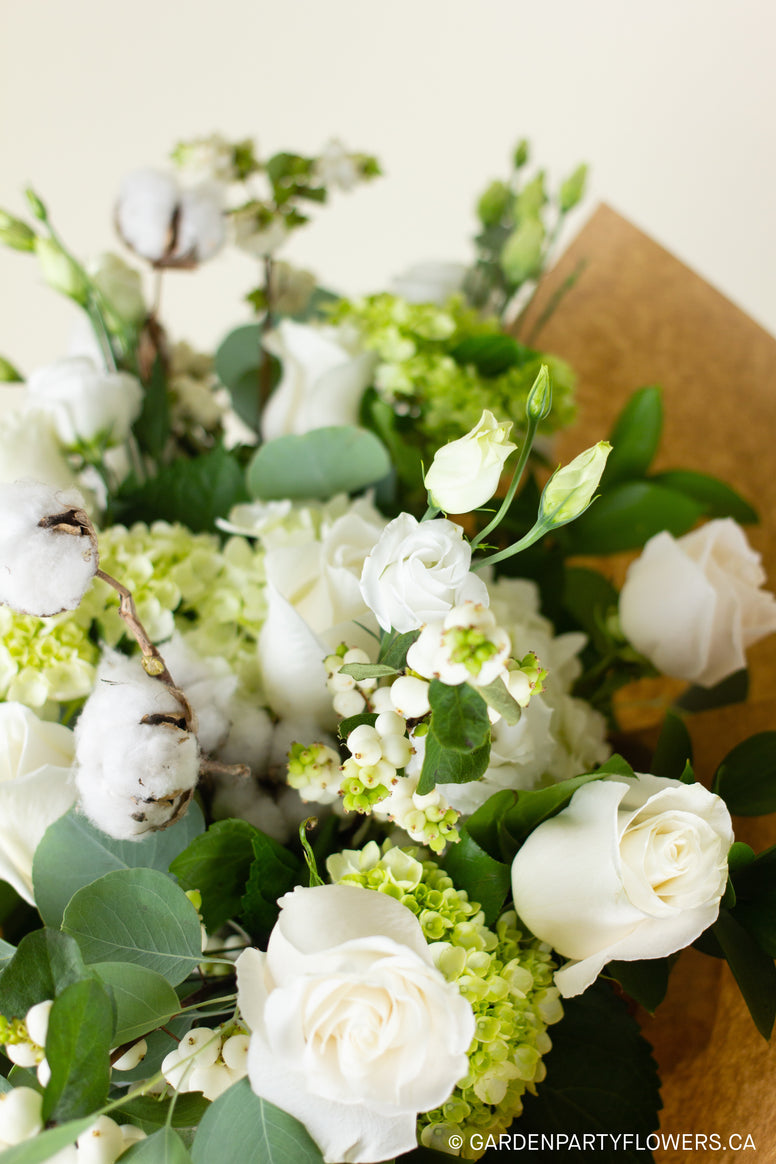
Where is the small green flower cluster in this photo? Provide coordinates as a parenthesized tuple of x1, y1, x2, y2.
(331, 293, 575, 447)
(328, 842, 562, 1159)
(0, 606, 99, 709)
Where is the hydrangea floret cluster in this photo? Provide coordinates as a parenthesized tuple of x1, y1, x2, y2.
(328, 841, 562, 1159)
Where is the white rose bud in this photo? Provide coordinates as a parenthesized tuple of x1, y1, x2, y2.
(512, 774, 734, 997)
(27, 356, 143, 448)
(360, 513, 488, 633)
(0, 482, 98, 616)
(619, 518, 776, 688)
(424, 410, 517, 514)
(236, 885, 474, 1164)
(539, 441, 612, 527)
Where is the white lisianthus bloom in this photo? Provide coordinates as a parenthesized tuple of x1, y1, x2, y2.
(424, 410, 516, 514)
(360, 513, 488, 633)
(511, 774, 734, 997)
(260, 320, 376, 441)
(392, 260, 467, 305)
(236, 884, 474, 1164)
(27, 357, 143, 448)
(0, 409, 81, 492)
(0, 482, 98, 616)
(619, 518, 776, 688)
(0, 703, 75, 903)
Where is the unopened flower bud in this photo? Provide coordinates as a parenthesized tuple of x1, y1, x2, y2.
(24, 188, 47, 221)
(539, 441, 612, 527)
(0, 211, 36, 252)
(35, 237, 89, 305)
(526, 364, 552, 422)
(476, 181, 510, 227)
(500, 218, 544, 284)
(513, 139, 530, 169)
(0, 356, 23, 382)
(559, 163, 588, 213)
(424, 410, 516, 514)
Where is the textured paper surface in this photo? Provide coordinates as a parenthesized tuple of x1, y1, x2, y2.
(521, 205, 776, 1162)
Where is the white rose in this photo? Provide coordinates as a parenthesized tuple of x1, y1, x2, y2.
(391, 260, 466, 305)
(511, 774, 734, 997)
(619, 518, 776, 688)
(0, 702, 76, 903)
(424, 410, 516, 514)
(261, 320, 376, 441)
(236, 884, 474, 1163)
(360, 513, 488, 633)
(0, 409, 81, 491)
(27, 356, 143, 447)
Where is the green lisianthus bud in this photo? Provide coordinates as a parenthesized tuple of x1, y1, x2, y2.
(0, 355, 23, 382)
(35, 237, 89, 306)
(24, 188, 47, 221)
(500, 218, 545, 284)
(526, 364, 552, 421)
(513, 139, 530, 169)
(515, 172, 547, 220)
(539, 441, 612, 526)
(559, 163, 588, 213)
(0, 211, 36, 252)
(476, 180, 511, 227)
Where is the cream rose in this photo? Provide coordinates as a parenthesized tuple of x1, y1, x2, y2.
(360, 513, 488, 632)
(27, 356, 143, 447)
(619, 518, 776, 688)
(424, 410, 516, 514)
(261, 320, 376, 442)
(0, 702, 76, 903)
(236, 884, 474, 1164)
(511, 774, 734, 997)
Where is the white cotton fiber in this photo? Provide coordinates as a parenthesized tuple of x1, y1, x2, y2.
(116, 169, 179, 262)
(0, 481, 97, 616)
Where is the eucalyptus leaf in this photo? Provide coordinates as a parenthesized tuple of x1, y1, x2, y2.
(0, 1116, 96, 1164)
(652, 470, 758, 524)
(0, 929, 89, 1018)
(0, 936, 15, 967)
(42, 977, 114, 1122)
(246, 426, 391, 501)
(601, 385, 663, 488)
(441, 830, 511, 925)
(564, 481, 705, 554)
(170, 818, 260, 932)
(62, 868, 202, 986)
(92, 962, 180, 1044)
(713, 732, 776, 815)
(33, 803, 205, 929)
(113, 1092, 211, 1131)
(122, 1127, 193, 1163)
(191, 1078, 324, 1164)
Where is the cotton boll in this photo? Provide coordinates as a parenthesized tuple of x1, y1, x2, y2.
(161, 634, 238, 754)
(0, 481, 98, 616)
(175, 184, 225, 262)
(116, 169, 179, 263)
(216, 700, 274, 775)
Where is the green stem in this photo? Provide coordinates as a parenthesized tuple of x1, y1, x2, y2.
(471, 415, 538, 549)
(422, 504, 440, 521)
(473, 517, 550, 571)
(258, 255, 275, 422)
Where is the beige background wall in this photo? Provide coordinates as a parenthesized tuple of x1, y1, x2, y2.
(1, 0, 774, 373)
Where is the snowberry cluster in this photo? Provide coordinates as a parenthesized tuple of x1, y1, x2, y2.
(0, 1089, 145, 1158)
(161, 1024, 249, 1101)
(324, 646, 377, 718)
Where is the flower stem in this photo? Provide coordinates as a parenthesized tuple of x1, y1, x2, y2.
(471, 415, 539, 550)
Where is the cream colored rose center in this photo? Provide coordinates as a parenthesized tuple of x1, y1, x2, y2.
(620, 809, 727, 913)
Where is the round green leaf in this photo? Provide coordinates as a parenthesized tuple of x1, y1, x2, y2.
(122, 1127, 193, 1163)
(62, 868, 202, 986)
(191, 1078, 323, 1164)
(246, 426, 391, 501)
(92, 962, 181, 1044)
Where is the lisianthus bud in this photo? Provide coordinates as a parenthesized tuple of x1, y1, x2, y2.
(559, 163, 588, 213)
(477, 180, 511, 227)
(526, 364, 552, 421)
(0, 356, 22, 383)
(89, 253, 146, 327)
(0, 210, 36, 252)
(34, 237, 89, 305)
(539, 441, 612, 527)
(424, 410, 516, 514)
(500, 218, 545, 284)
(0, 482, 98, 616)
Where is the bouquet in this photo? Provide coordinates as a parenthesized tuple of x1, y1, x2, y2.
(0, 134, 774, 1164)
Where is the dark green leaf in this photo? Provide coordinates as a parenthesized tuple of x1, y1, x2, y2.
(338, 662, 399, 681)
(362, 393, 424, 491)
(713, 908, 776, 1038)
(116, 446, 249, 533)
(651, 711, 693, 782)
(477, 676, 522, 725)
(441, 830, 510, 926)
(227, 363, 281, 433)
(652, 470, 758, 524)
(417, 733, 490, 795)
(247, 426, 391, 501)
(215, 324, 261, 393)
(730, 844, 776, 956)
(606, 957, 674, 1014)
(377, 629, 421, 669)
(675, 668, 749, 712)
(450, 333, 526, 377)
(133, 356, 170, 460)
(62, 868, 202, 985)
(42, 977, 114, 1121)
(713, 731, 776, 814)
(597, 754, 636, 778)
(240, 834, 303, 936)
(427, 680, 490, 751)
(337, 712, 377, 740)
(0, 1116, 96, 1164)
(122, 1127, 193, 1163)
(191, 1078, 324, 1164)
(91, 962, 180, 1044)
(679, 760, 696, 784)
(33, 803, 204, 929)
(0, 930, 89, 1018)
(602, 385, 663, 488)
(728, 841, 756, 873)
(170, 819, 259, 932)
(501, 772, 607, 857)
(113, 1092, 211, 1131)
(518, 980, 661, 1159)
(465, 790, 517, 860)
(565, 481, 705, 554)
(0, 937, 14, 968)
(561, 567, 618, 651)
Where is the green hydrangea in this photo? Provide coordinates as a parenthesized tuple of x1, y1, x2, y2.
(0, 606, 98, 710)
(331, 293, 576, 448)
(327, 841, 562, 1159)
